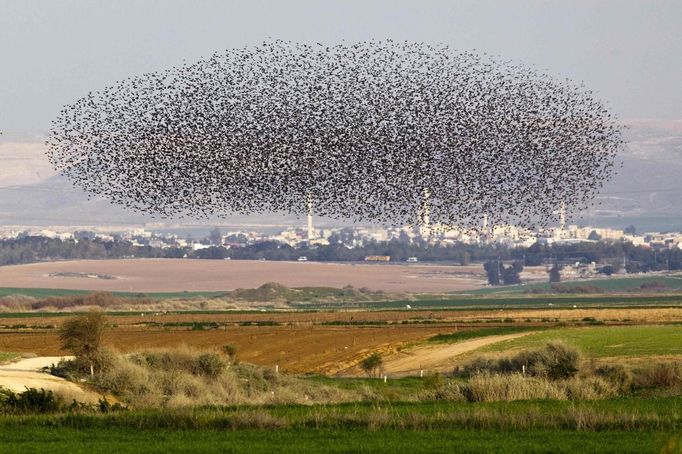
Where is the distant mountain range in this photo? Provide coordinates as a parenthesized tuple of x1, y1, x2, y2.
(1, 121, 681, 231)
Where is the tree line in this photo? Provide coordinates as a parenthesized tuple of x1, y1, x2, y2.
(1, 235, 682, 275)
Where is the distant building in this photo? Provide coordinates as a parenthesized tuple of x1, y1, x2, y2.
(364, 255, 391, 262)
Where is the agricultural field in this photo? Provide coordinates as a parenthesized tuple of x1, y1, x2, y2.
(1, 398, 682, 453)
(4, 303, 682, 375)
(0, 259, 497, 293)
(3, 289, 682, 453)
(469, 274, 682, 295)
(479, 325, 682, 359)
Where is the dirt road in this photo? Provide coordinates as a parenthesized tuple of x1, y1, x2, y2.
(343, 331, 534, 377)
(0, 356, 101, 403)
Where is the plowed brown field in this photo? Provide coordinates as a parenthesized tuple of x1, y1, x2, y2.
(0, 259, 491, 293)
(4, 306, 682, 329)
(0, 325, 453, 375)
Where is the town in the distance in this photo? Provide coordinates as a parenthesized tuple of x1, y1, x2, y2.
(2, 213, 681, 284)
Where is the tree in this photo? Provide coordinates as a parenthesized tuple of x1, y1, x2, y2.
(483, 260, 501, 285)
(501, 261, 523, 285)
(59, 312, 107, 376)
(599, 265, 615, 276)
(624, 225, 636, 236)
(588, 230, 602, 241)
(360, 352, 383, 378)
(458, 251, 471, 266)
(208, 227, 223, 246)
(549, 264, 562, 283)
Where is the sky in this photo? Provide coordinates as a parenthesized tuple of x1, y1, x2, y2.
(1, 0, 681, 133)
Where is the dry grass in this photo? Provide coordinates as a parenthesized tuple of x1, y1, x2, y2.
(424, 373, 617, 403)
(54, 345, 355, 408)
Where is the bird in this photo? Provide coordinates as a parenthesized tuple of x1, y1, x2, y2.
(46, 40, 623, 232)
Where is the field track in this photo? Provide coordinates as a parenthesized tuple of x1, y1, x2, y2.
(344, 331, 535, 376)
(0, 356, 100, 403)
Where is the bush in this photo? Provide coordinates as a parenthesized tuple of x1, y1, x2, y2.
(633, 362, 682, 389)
(193, 353, 226, 377)
(594, 364, 632, 390)
(459, 373, 564, 402)
(0, 388, 61, 413)
(222, 344, 238, 362)
(425, 374, 616, 403)
(422, 372, 443, 390)
(459, 342, 581, 380)
(69, 346, 356, 408)
(360, 353, 383, 378)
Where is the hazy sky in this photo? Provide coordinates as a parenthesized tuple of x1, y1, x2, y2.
(1, 0, 681, 132)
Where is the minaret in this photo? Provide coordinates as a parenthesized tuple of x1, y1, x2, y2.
(559, 201, 566, 232)
(419, 188, 431, 237)
(482, 213, 490, 243)
(306, 193, 314, 242)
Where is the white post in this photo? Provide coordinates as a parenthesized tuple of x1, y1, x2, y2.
(522, 364, 526, 376)
(420, 369, 423, 378)
(275, 364, 279, 374)
(383, 375, 387, 383)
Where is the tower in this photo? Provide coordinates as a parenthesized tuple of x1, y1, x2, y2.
(559, 201, 566, 232)
(306, 192, 315, 242)
(418, 188, 431, 237)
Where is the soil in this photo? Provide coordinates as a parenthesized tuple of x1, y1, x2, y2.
(0, 259, 547, 293)
(0, 356, 101, 403)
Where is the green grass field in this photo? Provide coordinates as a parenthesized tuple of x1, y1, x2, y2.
(479, 325, 682, 357)
(1, 399, 681, 453)
(427, 325, 541, 343)
(0, 427, 673, 454)
(467, 275, 682, 295)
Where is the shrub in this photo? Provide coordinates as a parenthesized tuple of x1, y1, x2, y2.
(459, 342, 581, 380)
(427, 374, 616, 403)
(193, 353, 226, 377)
(422, 372, 443, 390)
(562, 376, 615, 400)
(459, 373, 565, 402)
(0, 388, 61, 413)
(594, 364, 632, 390)
(222, 344, 238, 362)
(360, 353, 383, 378)
(633, 362, 682, 389)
